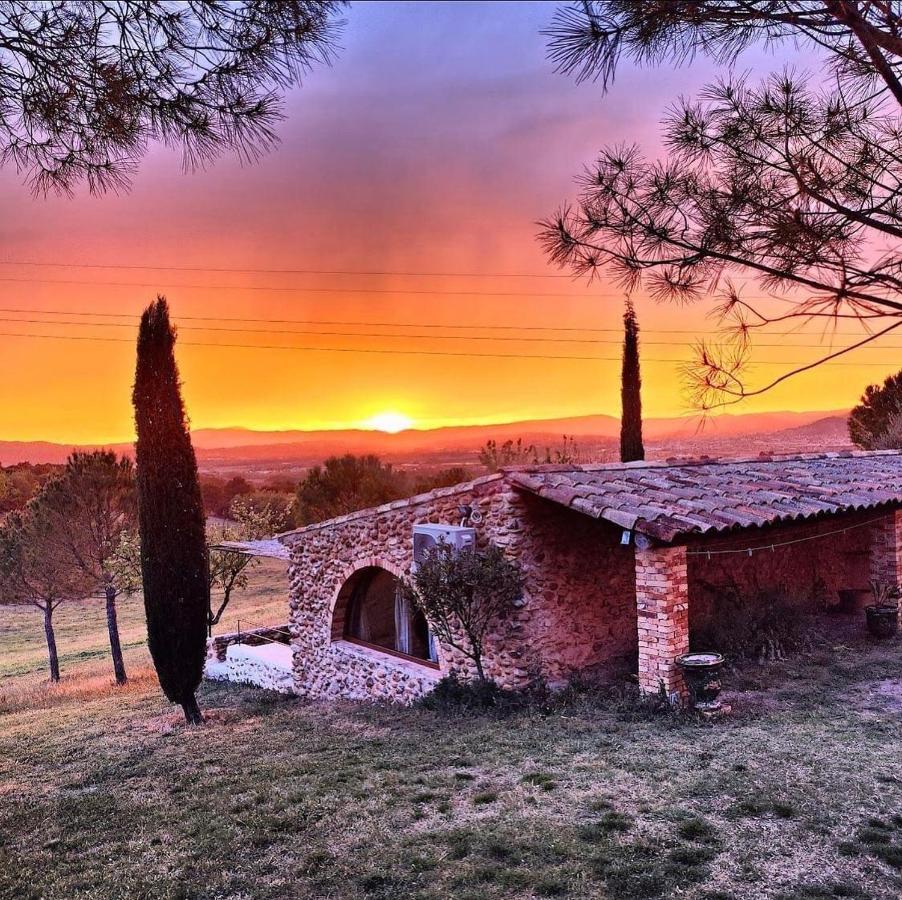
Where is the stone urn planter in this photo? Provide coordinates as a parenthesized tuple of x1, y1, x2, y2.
(864, 581, 900, 639)
(865, 604, 899, 639)
(677, 651, 725, 713)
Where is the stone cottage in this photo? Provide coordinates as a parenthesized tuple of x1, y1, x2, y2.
(208, 451, 902, 703)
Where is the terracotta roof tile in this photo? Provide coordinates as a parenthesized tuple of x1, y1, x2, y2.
(507, 451, 902, 542)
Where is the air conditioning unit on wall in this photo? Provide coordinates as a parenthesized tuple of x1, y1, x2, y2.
(412, 523, 476, 568)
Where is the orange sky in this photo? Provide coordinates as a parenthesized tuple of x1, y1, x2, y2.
(0, 2, 897, 445)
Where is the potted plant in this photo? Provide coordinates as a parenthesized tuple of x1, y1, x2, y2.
(864, 580, 900, 639)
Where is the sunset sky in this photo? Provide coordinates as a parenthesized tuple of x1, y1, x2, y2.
(1, 1, 898, 444)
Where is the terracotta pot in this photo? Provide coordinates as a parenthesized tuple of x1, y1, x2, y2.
(865, 605, 899, 639)
(677, 651, 725, 711)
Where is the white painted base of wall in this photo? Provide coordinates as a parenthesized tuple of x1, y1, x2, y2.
(204, 643, 295, 695)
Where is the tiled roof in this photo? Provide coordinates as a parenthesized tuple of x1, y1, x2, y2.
(506, 451, 902, 543)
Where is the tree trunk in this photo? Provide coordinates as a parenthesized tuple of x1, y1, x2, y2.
(181, 694, 204, 725)
(105, 585, 128, 685)
(473, 654, 486, 682)
(43, 604, 60, 683)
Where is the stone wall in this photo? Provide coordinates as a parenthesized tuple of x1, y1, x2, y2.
(283, 466, 902, 707)
(204, 643, 295, 694)
(285, 475, 637, 703)
(207, 624, 291, 662)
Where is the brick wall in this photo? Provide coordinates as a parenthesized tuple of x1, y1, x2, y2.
(635, 545, 689, 699)
(687, 510, 877, 636)
(285, 477, 637, 702)
(869, 509, 902, 589)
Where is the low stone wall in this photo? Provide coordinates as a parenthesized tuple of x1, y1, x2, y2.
(300, 640, 441, 704)
(204, 643, 295, 695)
(207, 624, 291, 662)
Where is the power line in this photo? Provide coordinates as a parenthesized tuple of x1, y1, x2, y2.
(0, 329, 897, 365)
(0, 259, 577, 279)
(0, 258, 767, 282)
(0, 330, 629, 361)
(2, 314, 901, 350)
(0, 274, 785, 302)
(0, 306, 893, 341)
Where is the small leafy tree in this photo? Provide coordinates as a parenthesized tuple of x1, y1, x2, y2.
(133, 297, 209, 725)
(406, 543, 522, 682)
(292, 454, 407, 525)
(874, 411, 902, 451)
(413, 467, 472, 494)
(620, 300, 644, 462)
(32, 452, 136, 684)
(848, 370, 902, 449)
(200, 475, 256, 517)
(0, 463, 57, 514)
(0, 508, 92, 682)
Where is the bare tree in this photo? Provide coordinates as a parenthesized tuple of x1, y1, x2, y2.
(0, 1, 345, 195)
(108, 492, 289, 635)
(0, 506, 92, 682)
(478, 437, 581, 473)
(542, 1, 902, 411)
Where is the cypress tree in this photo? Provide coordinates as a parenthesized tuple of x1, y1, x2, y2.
(133, 297, 209, 724)
(620, 299, 645, 462)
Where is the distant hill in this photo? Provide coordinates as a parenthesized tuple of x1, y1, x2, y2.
(0, 408, 850, 467)
(773, 415, 852, 444)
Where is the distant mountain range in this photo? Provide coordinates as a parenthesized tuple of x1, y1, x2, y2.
(0, 408, 852, 467)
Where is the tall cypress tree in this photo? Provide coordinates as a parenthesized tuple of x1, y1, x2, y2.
(620, 300, 645, 463)
(133, 297, 209, 724)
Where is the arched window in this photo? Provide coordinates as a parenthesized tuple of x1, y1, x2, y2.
(337, 567, 435, 664)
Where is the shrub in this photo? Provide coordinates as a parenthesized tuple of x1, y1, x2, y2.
(419, 672, 508, 712)
(693, 579, 814, 662)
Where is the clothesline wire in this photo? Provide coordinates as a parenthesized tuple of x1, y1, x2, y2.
(685, 514, 888, 557)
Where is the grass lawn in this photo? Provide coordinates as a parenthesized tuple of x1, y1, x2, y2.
(1, 574, 900, 899)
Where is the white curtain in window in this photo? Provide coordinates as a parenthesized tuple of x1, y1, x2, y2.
(428, 631, 439, 663)
(394, 587, 411, 655)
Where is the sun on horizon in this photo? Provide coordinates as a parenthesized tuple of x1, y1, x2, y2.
(362, 411, 414, 433)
